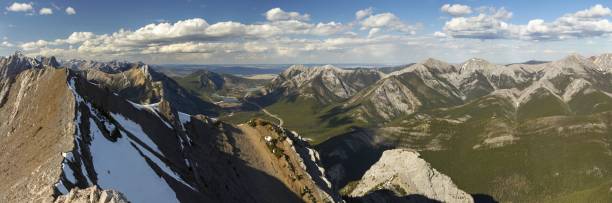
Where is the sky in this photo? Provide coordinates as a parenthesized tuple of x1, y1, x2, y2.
(0, 0, 611, 64)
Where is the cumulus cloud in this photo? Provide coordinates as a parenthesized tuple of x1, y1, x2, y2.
(573, 4, 611, 18)
(6, 2, 33, 12)
(265, 8, 310, 21)
(16, 8, 424, 63)
(441, 4, 472, 16)
(39, 8, 53, 15)
(65, 6, 76, 15)
(442, 11, 515, 39)
(360, 12, 418, 35)
(356, 7, 373, 20)
(18, 9, 357, 61)
(438, 4, 612, 41)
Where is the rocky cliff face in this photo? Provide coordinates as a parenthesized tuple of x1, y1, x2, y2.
(67, 60, 220, 116)
(0, 53, 339, 203)
(0, 52, 75, 202)
(346, 149, 473, 203)
(253, 64, 384, 105)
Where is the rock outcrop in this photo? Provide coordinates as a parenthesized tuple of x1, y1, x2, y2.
(54, 186, 128, 203)
(346, 149, 473, 203)
(0, 52, 75, 202)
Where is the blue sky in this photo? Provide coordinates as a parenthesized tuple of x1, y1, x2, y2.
(0, 0, 611, 64)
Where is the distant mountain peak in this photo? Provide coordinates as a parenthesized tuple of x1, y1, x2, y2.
(459, 57, 495, 74)
(593, 53, 612, 71)
(421, 57, 446, 65)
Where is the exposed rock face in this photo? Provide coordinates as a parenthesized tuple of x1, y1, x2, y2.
(54, 186, 128, 203)
(347, 149, 473, 203)
(0, 53, 75, 203)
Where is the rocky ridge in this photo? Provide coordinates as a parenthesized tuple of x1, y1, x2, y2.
(54, 186, 128, 203)
(0, 52, 338, 203)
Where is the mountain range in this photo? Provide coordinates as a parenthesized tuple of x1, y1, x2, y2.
(2, 51, 612, 202)
(243, 53, 612, 202)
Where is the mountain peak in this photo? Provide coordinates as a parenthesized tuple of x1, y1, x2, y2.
(422, 57, 445, 65)
(593, 53, 612, 71)
(562, 53, 587, 62)
(551, 53, 599, 72)
(0, 51, 42, 77)
(421, 57, 454, 73)
(459, 57, 495, 73)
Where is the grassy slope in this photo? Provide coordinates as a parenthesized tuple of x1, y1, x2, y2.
(218, 111, 276, 125)
(265, 97, 355, 145)
(173, 75, 213, 101)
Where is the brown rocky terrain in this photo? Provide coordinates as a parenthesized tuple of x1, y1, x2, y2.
(0, 53, 75, 202)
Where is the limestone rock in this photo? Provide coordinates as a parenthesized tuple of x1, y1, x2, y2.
(348, 149, 473, 203)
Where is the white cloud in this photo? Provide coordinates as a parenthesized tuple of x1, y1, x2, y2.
(1, 41, 14, 47)
(360, 12, 418, 35)
(18, 11, 352, 59)
(438, 4, 612, 41)
(356, 7, 373, 20)
(19, 6, 608, 64)
(441, 4, 472, 16)
(433, 31, 447, 38)
(265, 8, 310, 21)
(65, 32, 95, 44)
(311, 22, 348, 35)
(442, 13, 514, 39)
(65, 6, 76, 15)
(573, 4, 611, 18)
(6, 2, 33, 12)
(368, 28, 381, 38)
(39, 8, 53, 15)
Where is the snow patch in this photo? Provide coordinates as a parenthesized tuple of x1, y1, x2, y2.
(88, 119, 181, 203)
(128, 101, 173, 129)
(110, 113, 163, 155)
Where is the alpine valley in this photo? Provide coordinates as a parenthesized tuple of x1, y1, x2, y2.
(3, 50, 612, 203)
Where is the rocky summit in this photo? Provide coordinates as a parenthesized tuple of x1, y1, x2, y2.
(346, 149, 473, 203)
